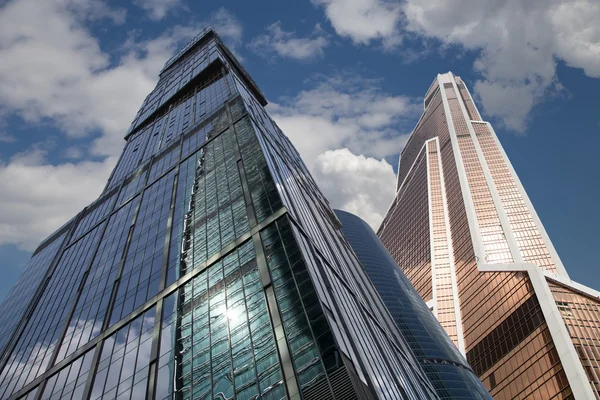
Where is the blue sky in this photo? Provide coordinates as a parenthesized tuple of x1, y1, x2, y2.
(0, 0, 599, 301)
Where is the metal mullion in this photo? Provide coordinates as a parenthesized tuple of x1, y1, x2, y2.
(137, 117, 161, 167)
(325, 274, 385, 398)
(229, 106, 257, 228)
(284, 216, 378, 395)
(146, 297, 163, 400)
(256, 138, 296, 221)
(202, 137, 218, 266)
(70, 189, 118, 244)
(101, 306, 151, 400)
(327, 215, 407, 348)
(212, 134, 225, 268)
(6, 211, 111, 397)
(233, 250, 261, 399)
(8, 207, 289, 400)
(61, 187, 141, 255)
(289, 214, 400, 342)
(38, 212, 113, 397)
(156, 103, 173, 152)
(79, 341, 104, 400)
(166, 126, 199, 398)
(146, 111, 168, 163)
(86, 299, 160, 400)
(576, 304, 600, 393)
(104, 318, 132, 399)
(175, 269, 204, 398)
(101, 182, 145, 332)
(178, 104, 242, 166)
(220, 130, 242, 254)
(221, 66, 232, 96)
(117, 163, 150, 205)
(191, 80, 198, 127)
(101, 231, 132, 333)
(207, 264, 219, 400)
(270, 217, 338, 399)
(159, 166, 180, 293)
(144, 159, 177, 194)
(0, 213, 81, 370)
(366, 307, 430, 397)
(252, 232, 300, 400)
(102, 141, 128, 193)
(124, 164, 175, 306)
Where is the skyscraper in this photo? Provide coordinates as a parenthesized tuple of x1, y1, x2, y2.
(335, 209, 490, 399)
(0, 28, 441, 400)
(378, 71, 600, 399)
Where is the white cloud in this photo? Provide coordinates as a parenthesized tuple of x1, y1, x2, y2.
(133, 0, 184, 20)
(0, 0, 198, 158)
(0, 148, 116, 251)
(402, 0, 600, 131)
(208, 7, 243, 45)
(312, 0, 402, 47)
(176, 7, 246, 63)
(0, 0, 217, 250)
(312, 0, 600, 131)
(314, 149, 396, 230)
(62, 146, 84, 160)
(270, 74, 417, 228)
(61, 0, 127, 24)
(269, 74, 418, 170)
(249, 21, 328, 60)
(0, 132, 15, 143)
(207, 7, 244, 60)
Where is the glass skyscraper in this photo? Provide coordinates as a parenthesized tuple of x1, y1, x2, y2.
(334, 209, 490, 399)
(0, 28, 442, 400)
(378, 72, 600, 399)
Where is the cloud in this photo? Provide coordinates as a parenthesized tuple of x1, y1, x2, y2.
(133, 0, 184, 20)
(62, 0, 127, 24)
(0, 0, 215, 250)
(0, 0, 199, 158)
(249, 21, 328, 60)
(314, 149, 396, 230)
(312, 0, 600, 131)
(206, 7, 244, 60)
(270, 73, 418, 228)
(0, 133, 15, 143)
(208, 7, 243, 45)
(62, 146, 85, 160)
(402, 0, 600, 131)
(312, 0, 402, 48)
(269, 74, 418, 170)
(0, 148, 115, 251)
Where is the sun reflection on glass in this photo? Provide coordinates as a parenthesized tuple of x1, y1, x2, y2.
(217, 305, 239, 322)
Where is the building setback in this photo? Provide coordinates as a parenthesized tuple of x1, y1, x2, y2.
(378, 71, 600, 399)
(335, 209, 490, 399)
(0, 28, 441, 400)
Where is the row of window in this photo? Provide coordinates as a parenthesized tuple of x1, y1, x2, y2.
(1, 78, 242, 399)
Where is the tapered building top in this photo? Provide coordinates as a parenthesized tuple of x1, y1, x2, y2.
(379, 71, 600, 398)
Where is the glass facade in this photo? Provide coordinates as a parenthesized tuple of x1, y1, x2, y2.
(379, 72, 599, 399)
(0, 28, 442, 400)
(335, 209, 490, 399)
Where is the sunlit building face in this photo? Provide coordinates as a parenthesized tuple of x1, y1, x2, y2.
(378, 72, 600, 399)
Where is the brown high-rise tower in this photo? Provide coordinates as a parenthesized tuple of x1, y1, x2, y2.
(378, 72, 600, 399)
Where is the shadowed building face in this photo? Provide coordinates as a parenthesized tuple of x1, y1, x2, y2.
(378, 72, 600, 399)
(335, 209, 491, 399)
